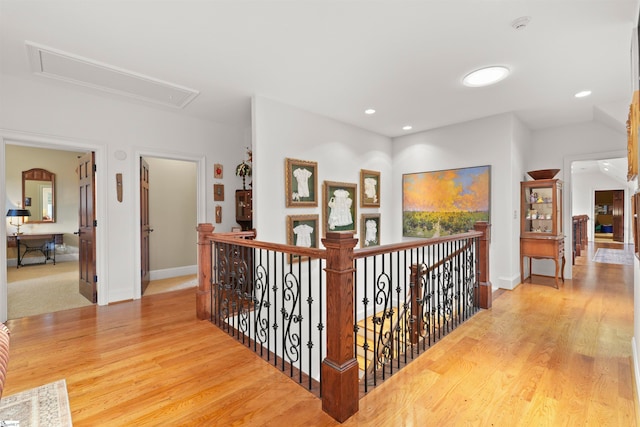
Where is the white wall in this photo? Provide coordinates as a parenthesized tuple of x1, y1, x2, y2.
(0, 74, 248, 320)
(393, 113, 519, 290)
(252, 96, 393, 246)
(146, 157, 197, 275)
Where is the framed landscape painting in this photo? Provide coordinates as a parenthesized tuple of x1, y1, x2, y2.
(323, 181, 357, 235)
(402, 165, 490, 238)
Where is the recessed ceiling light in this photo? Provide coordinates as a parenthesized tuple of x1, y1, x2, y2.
(402, 125, 412, 131)
(574, 90, 592, 98)
(365, 109, 376, 115)
(462, 66, 510, 87)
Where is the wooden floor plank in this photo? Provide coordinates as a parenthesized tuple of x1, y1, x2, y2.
(2, 242, 638, 425)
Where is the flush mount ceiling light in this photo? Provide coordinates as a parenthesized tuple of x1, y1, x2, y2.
(574, 90, 592, 98)
(462, 66, 510, 87)
(364, 109, 376, 115)
(402, 125, 412, 131)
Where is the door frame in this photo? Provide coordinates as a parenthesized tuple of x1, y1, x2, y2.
(0, 129, 107, 321)
(565, 149, 627, 281)
(133, 149, 205, 299)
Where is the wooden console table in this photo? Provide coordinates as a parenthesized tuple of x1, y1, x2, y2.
(520, 235, 565, 288)
(6, 233, 63, 268)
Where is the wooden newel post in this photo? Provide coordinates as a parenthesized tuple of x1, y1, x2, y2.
(196, 223, 215, 320)
(474, 221, 492, 309)
(321, 231, 359, 422)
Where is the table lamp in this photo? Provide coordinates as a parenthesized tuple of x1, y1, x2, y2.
(6, 209, 31, 235)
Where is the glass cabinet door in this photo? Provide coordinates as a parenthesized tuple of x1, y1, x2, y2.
(521, 179, 562, 236)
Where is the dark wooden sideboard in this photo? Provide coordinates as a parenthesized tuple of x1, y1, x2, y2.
(6, 233, 63, 268)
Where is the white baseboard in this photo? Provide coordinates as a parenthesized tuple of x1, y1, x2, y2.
(632, 337, 640, 410)
(149, 265, 197, 281)
(496, 273, 521, 291)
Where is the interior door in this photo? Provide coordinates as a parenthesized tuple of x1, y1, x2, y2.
(613, 189, 624, 242)
(78, 151, 97, 303)
(140, 158, 151, 294)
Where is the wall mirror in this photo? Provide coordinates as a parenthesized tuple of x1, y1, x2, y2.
(22, 168, 55, 223)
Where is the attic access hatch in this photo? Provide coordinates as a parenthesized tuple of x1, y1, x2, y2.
(25, 41, 199, 109)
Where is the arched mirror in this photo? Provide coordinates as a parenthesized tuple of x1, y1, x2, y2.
(22, 168, 55, 223)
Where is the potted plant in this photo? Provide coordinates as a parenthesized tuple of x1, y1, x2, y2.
(235, 148, 252, 189)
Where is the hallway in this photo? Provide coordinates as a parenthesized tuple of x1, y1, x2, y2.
(2, 241, 637, 425)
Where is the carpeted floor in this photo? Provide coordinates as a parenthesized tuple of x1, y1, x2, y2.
(0, 379, 72, 426)
(6, 262, 197, 319)
(7, 262, 92, 319)
(592, 248, 635, 265)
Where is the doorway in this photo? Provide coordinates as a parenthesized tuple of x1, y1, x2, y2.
(138, 156, 198, 297)
(2, 137, 104, 320)
(594, 190, 624, 243)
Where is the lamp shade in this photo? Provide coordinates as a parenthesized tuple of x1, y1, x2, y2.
(6, 209, 31, 217)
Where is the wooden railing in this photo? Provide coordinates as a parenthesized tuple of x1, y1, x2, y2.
(196, 222, 491, 423)
(572, 215, 589, 264)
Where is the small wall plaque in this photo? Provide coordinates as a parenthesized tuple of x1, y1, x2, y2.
(214, 184, 224, 201)
(214, 163, 223, 179)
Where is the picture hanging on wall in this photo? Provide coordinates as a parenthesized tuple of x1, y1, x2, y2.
(287, 214, 319, 248)
(285, 158, 318, 207)
(360, 169, 380, 208)
(213, 184, 224, 201)
(214, 163, 223, 179)
(402, 165, 490, 238)
(360, 213, 380, 248)
(323, 181, 357, 235)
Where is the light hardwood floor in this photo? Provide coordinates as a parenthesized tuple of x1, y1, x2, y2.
(3, 242, 638, 426)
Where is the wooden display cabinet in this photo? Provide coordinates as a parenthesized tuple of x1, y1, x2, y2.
(235, 189, 253, 231)
(520, 178, 565, 288)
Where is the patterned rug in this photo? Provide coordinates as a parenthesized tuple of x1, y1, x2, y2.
(592, 248, 635, 266)
(0, 379, 72, 426)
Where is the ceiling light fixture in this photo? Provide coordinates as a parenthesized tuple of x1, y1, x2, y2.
(574, 90, 592, 98)
(511, 16, 531, 30)
(365, 109, 376, 115)
(462, 66, 510, 87)
(402, 125, 412, 131)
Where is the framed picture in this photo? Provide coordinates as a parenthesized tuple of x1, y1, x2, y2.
(287, 214, 319, 248)
(214, 163, 223, 179)
(402, 165, 490, 238)
(361, 213, 380, 248)
(285, 158, 318, 207)
(213, 184, 224, 201)
(360, 169, 380, 207)
(323, 181, 357, 235)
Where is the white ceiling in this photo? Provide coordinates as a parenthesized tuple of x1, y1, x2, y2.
(1, 0, 639, 137)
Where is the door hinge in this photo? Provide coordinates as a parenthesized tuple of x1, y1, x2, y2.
(93, 164, 97, 172)
(94, 275, 98, 283)
(93, 219, 97, 227)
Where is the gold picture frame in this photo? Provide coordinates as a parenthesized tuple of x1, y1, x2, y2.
(323, 181, 357, 236)
(360, 213, 381, 248)
(360, 169, 380, 208)
(285, 158, 318, 207)
(287, 214, 319, 248)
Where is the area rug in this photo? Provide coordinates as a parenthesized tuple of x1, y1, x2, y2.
(592, 248, 635, 266)
(0, 379, 72, 426)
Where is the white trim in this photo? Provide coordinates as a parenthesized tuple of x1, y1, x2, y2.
(132, 149, 205, 300)
(0, 128, 108, 322)
(563, 149, 627, 281)
(149, 265, 197, 281)
(633, 336, 640, 410)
